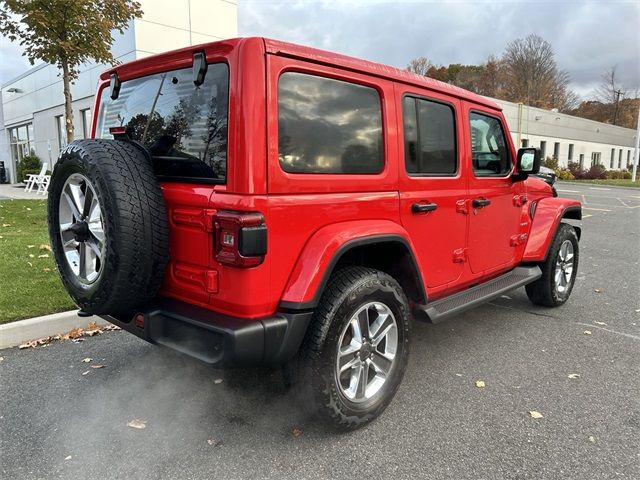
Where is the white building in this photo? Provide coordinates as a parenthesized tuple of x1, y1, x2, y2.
(494, 98, 637, 170)
(0, 0, 237, 183)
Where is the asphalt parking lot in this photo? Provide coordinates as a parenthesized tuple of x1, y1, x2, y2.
(1, 181, 639, 480)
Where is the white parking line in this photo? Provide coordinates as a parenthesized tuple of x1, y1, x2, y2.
(589, 187, 611, 191)
(577, 323, 640, 341)
(582, 214, 593, 218)
(583, 207, 612, 212)
(557, 189, 580, 193)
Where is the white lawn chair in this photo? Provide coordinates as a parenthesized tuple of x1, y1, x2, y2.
(37, 171, 51, 195)
(25, 164, 47, 192)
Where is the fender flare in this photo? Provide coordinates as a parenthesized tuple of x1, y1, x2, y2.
(278, 220, 425, 310)
(523, 197, 582, 262)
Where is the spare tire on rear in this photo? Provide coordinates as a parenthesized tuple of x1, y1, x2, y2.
(48, 139, 169, 316)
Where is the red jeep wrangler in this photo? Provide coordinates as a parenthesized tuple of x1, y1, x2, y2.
(48, 38, 581, 430)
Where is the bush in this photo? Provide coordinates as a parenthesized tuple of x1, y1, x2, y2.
(606, 169, 633, 180)
(543, 156, 559, 170)
(555, 168, 574, 180)
(585, 164, 607, 180)
(16, 154, 41, 183)
(567, 162, 585, 179)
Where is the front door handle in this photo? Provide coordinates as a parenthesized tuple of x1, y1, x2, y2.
(472, 198, 491, 208)
(412, 202, 438, 214)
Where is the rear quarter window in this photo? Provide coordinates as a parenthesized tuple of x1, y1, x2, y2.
(278, 72, 383, 174)
(96, 63, 229, 182)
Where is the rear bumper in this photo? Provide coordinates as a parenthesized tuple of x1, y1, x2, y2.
(99, 298, 313, 367)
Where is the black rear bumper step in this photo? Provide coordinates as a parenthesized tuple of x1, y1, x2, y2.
(415, 266, 542, 324)
(100, 298, 313, 368)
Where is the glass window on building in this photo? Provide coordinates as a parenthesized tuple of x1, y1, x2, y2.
(610, 148, 615, 169)
(618, 149, 623, 169)
(7, 123, 35, 178)
(80, 109, 92, 139)
(540, 141, 547, 159)
(521, 139, 529, 147)
(568, 143, 574, 162)
(553, 142, 560, 160)
(56, 115, 67, 150)
(591, 152, 601, 166)
(579, 154, 584, 169)
(627, 150, 632, 169)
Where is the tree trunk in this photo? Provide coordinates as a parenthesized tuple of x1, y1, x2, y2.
(61, 59, 75, 144)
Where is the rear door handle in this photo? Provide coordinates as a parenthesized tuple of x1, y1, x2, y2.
(412, 202, 438, 213)
(472, 198, 491, 208)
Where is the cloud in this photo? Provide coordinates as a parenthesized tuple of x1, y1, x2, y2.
(2, 0, 638, 97)
(239, 0, 640, 99)
(0, 35, 32, 85)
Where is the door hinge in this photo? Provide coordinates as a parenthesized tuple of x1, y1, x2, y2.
(456, 199, 469, 215)
(513, 195, 528, 207)
(453, 247, 467, 263)
(510, 233, 528, 247)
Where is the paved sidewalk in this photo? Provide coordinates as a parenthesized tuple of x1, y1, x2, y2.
(0, 183, 47, 200)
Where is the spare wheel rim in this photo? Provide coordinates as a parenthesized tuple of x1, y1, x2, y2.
(58, 173, 105, 284)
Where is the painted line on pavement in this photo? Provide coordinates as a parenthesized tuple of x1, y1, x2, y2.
(589, 187, 611, 191)
(583, 207, 611, 212)
(557, 189, 580, 193)
(577, 323, 640, 342)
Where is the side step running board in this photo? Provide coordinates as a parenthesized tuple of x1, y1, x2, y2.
(415, 266, 542, 324)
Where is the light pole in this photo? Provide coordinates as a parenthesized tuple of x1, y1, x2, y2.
(632, 106, 639, 183)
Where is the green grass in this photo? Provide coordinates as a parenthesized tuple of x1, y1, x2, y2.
(558, 178, 640, 188)
(0, 199, 75, 323)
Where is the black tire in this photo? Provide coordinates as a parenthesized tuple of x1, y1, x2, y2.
(48, 139, 169, 316)
(290, 266, 411, 431)
(525, 223, 579, 307)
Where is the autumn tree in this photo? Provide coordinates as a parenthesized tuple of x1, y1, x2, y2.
(406, 34, 576, 111)
(0, 0, 143, 143)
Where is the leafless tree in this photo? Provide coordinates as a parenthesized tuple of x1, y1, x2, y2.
(595, 66, 628, 125)
(407, 57, 434, 76)
(502, 34, 575, 111)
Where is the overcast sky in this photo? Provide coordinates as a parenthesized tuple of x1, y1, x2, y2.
(2, 0, 638, 99)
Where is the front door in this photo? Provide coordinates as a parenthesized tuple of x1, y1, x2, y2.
(398, 90, 467, 289)
(465, 107, 523, 274)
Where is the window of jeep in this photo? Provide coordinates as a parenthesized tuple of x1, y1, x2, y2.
(469, 112, 511, 176)
(402, 96, 457, 175)
(278, 72, 383, 174)
(96, 63, 229, 182)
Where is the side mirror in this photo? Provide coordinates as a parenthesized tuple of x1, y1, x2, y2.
(514, 147, 541, 180)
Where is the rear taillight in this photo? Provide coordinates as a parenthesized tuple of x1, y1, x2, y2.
(214, 211, 267, 267)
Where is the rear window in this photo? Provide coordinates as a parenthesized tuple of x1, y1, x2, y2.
(96, 63, 229, 182)
(278, 72, 383, 174)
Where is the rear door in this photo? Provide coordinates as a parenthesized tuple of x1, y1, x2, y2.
(464, 106, 523, 274)
(398, 88, 467, 289)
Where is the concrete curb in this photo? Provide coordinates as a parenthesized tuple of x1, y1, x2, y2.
(0, 311, 109, 350)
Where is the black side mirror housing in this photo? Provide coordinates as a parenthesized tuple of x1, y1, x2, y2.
(513, 147, 541, 181)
